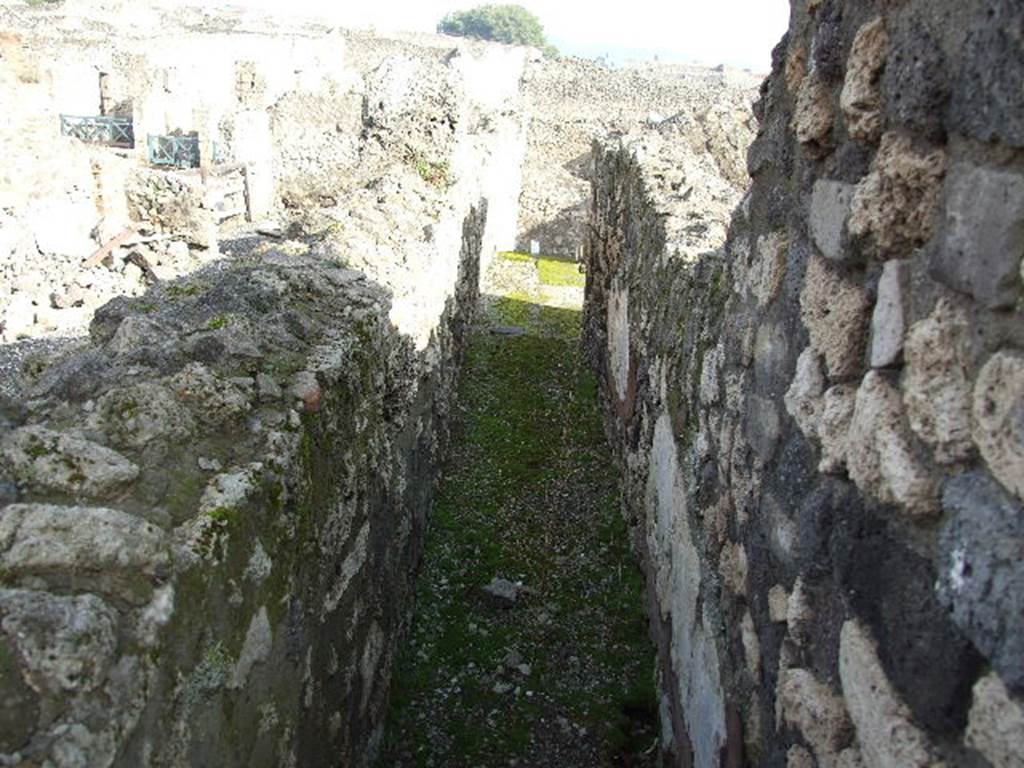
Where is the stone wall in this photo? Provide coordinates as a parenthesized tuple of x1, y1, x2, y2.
(584, 1, 1024, 766)
(517, 57, 760, 258)
(0, 0, 525, 344)
(0, 3, 528, 765)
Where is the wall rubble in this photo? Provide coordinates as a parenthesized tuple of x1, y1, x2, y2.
(584, 0, 1024, 766)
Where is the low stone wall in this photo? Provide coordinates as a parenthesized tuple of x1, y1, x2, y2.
(584, 0, 1024, 766)
(0, 193, 484, 765)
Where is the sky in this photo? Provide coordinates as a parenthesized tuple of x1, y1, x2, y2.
(225, 0, 790, 73)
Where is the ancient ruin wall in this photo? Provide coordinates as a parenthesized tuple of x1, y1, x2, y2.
(0, 5, 529, 766)
(585, 0, 1024, 766)
(518, 57, 760, 258)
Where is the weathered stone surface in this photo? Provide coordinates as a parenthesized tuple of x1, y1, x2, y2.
(230, 607, 272, 689)
(950, 0, 1024, 148)
(936, 471, 1024, 689)
(0, 426, 139, 498)
(799, 254, 869, 379)
(848, 133, 946, 259)
(768, 584, 789, 623)
(966, 673, 1024, 768)
(0, 504, 168, 603)
(869, 259, 909, 368)
(793, 72, 834, 149)
(901, 299, 973, 464)
(810, 180, 855, 263)
(818, 384, 855, 473)
(882, 29, 947, 138)
(778, 667, 853, 760)
(785, 347, 826, 438)
(839, 620, 943, 768)
(0, 589, 118, 696)
(841, 18, 889, 143)
(748, 231, 789, 305)
(847, 371, 938, 518)
(973, 351, 1024, 500)
(932, 164, 1024, 309)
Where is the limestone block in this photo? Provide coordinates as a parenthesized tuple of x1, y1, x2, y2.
(933, 163, 1024, 309)
(902, 299, 973, 464)
(785, 43, 808, 97)
(799, 254, 869, 378)
(841, 18, 889, 143)
(0, 425, 139, 498)
(847, 371, 939, 518)
(818, 384, 856, 473)
(718, 541, 748, 596)
(973, 351, 1024, 499)
(848, 133, 946, 259)
(230, 606, 272, 689)
(787, 746, 814, 768)
(839, 620, 944, 768)
(785, 347, 826, 438)
(965, 673, 1024, 768)
(0, 589, 118, 696)
(741, 611, 761, 681)
(786, 578, 814, 644)
(936, 472, 1024, 688)
(768, 584, 789, 623)
(777, 667, 853, 759)
(869, 259, 909, 368)
(810, 180, 855, 262)
(793, 72, 834, 148)
(1, 293, 36, 341)
(0, 504, 168, 604)
(748, 231, 788, 305)
(27, 200, 97, 258)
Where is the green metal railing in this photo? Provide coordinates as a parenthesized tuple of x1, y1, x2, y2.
(147, 134, 201, 169)
(59, 114, 134, 148)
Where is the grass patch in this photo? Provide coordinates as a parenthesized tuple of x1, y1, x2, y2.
(537, 257, 586, 288)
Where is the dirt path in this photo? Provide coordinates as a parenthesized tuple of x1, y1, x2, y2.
(377, 255, 658, 768)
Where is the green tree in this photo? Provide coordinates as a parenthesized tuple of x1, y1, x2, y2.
(438, 4, 553, 53)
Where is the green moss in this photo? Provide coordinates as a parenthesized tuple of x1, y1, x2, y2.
(167, 284, 202, 299)
(207, 314, 231, 331)
(380, 293, 655, 765)
(138, 303, 157, 314)
(414, 157, 452, 189)
(207, 506, 237, 525)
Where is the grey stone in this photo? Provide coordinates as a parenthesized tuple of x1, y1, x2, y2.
(882, 28, 948, 139)
(972, 351, 1024, 499)
(932, 164, 1024, 309)
(966, 673, 1024, 768)
(936, 471, 1024, 689)
(0, 589, 118, 696)
(230, 607, 272, 689)
(951, 0, 1024, 148)
(839, 619, 941, 768)
(0, 426, 139, 499)
(869, 260, 909, 368)
(810, 180, 855, 262)
(256, 372, 282, 402)
(484, 577, 522, 605)
(0, 504, 169, 604)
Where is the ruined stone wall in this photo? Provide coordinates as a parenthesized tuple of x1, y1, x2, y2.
(0, 4, 528, 766)
(584, 1, 1024, 766)
(518, 57, 760, 258)
(0, 1, 526, 345)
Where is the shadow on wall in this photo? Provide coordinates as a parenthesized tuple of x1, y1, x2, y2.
(0, 199, 488, 767)
(516, 202, 586, 260)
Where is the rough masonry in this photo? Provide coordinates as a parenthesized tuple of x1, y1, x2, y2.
(0, 2, 526, 765)
(584, 0, 1024, 766)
